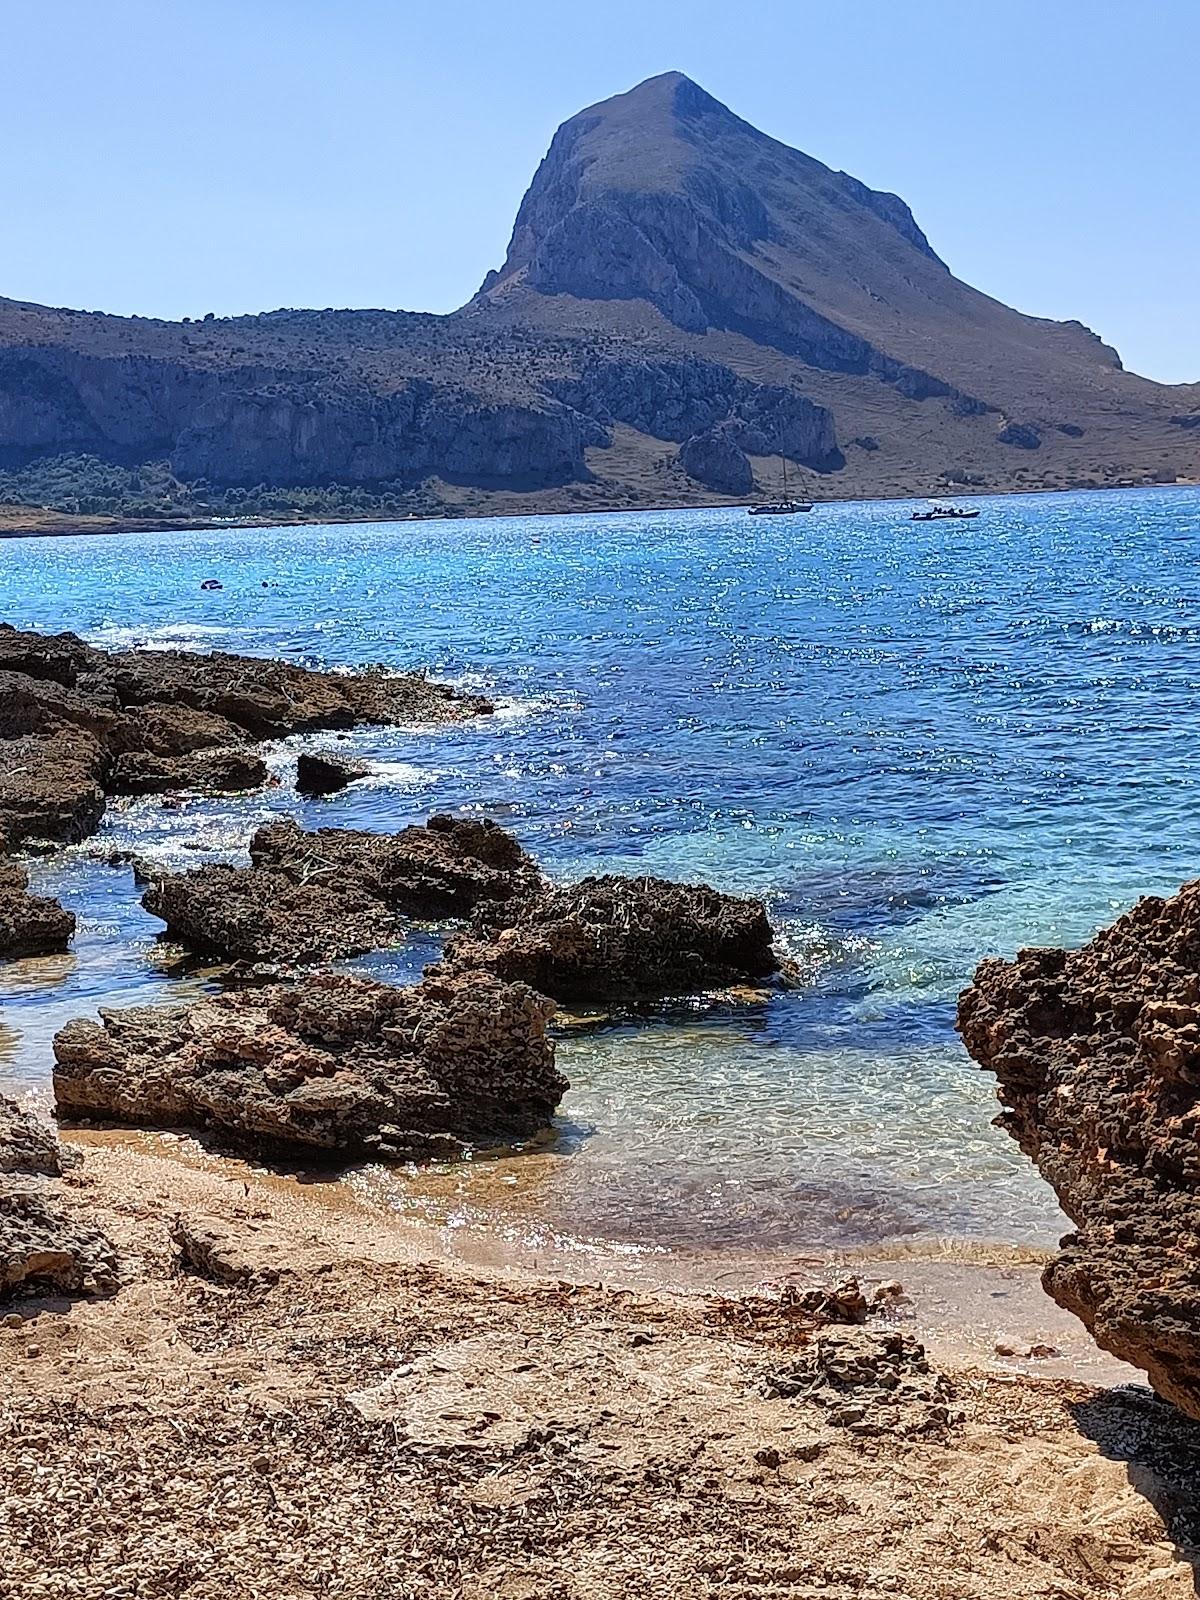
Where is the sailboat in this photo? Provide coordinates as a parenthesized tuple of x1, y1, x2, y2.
(748, 456, 812, 515)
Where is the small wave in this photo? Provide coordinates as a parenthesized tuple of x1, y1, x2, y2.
(84, 622, 236, 653)
(362, 760, 440, 788)
(1013, 616, 1200, 641)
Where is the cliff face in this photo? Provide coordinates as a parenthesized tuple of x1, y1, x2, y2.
(0, 71, 1196, 511)
(0, 347, 597, 490)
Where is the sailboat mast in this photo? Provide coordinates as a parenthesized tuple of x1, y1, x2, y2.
(781, 455, 788, 501)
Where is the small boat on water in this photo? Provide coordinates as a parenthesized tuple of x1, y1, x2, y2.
(749, 456, 812, 515)
(911, 504, 980, 521)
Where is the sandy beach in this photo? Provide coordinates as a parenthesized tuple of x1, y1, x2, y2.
(4, 1129, 1199, 1600)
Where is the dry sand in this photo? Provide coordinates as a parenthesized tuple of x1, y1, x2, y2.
(3, 1133, 1199, 1599)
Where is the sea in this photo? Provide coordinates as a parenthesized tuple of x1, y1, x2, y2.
(3, 486, 1198, 1287)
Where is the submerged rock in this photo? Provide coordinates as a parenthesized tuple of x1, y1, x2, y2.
(0, 858, 75, 959)
(0, 625, 492, 846)
(958, 882, 1200, 1421)
(52, 969, 565, 1159)
(295, 752, 370, 796)
(433, 873, 779, 1002)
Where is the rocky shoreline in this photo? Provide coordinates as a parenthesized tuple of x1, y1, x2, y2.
(959, 881, 1200, 1424)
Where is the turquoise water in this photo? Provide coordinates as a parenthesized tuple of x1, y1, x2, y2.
(3, 487, 1200, 1264)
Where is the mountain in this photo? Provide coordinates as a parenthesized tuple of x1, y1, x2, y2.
(1, 72, 1197, 523)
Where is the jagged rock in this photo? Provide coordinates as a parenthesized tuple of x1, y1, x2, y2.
(52, 969, 565, 1159)
(142, 863, 401, 965)
(109, 702, 250, 757)
(678, 425, 754, 496)
(0, 626, 492, 847)
(550, 355, 839, 469)
(142, 817, 541, 965)
(957, 882, 1200, 1421)
(0, 729, 108, 847)
(0, 1094, 76, 1176)
(432, 873, 779, 1002)
(0, 858, 75, 959)
(108, 748, 269, 797)
(0, 1191, 118, 1297)
(295, 752, 370, 796)
(250, 816, 543, 917)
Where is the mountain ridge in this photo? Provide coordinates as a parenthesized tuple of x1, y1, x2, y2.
(0, 72, 1196, 520)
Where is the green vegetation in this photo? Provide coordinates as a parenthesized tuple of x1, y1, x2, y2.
(0, 455, 437, 521)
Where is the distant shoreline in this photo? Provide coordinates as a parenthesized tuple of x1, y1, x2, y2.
(0, 476, 1195, 542)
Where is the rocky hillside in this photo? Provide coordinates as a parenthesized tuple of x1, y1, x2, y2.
(1, 72, 1197, 518)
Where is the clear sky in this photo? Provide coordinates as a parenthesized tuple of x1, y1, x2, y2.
(4, 0, 1197, 382)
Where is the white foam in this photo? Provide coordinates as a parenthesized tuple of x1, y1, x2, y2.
(84, 621, 236, 653)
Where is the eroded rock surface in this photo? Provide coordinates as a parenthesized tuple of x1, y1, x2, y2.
(0, 859, 75, 960)
(251, 817, 543, 915)
(0, 1094, 75, 1177)
(53, 970, 564, 1159)
(958, 882, 1200, 1421)
(108, 749, 270, 797)
(434, 873, 779, 1002)
(0, 1190, 118, 1297)
(142, 864, 401, 966)
(0, 625, 491, 846)
(141, 817, 544, 966)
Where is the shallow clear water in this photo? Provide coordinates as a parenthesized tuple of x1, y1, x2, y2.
(3, 488, 1200, 1269)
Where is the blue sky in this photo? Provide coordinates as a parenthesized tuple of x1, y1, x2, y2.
(4, 0, 1196, 382)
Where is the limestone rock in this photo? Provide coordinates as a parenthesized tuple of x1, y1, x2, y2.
(0, 729, 108, 847)
(0, 625, 493, 848)
(0, 859, 75, 959)
(997, 420, 1042, 449)
(0, 1191, 118, 1298)
(0, 1094, 76, 1176)
(108, 748, 269, 796)
(433, 873, 779, 1003)
(170, 1214, 296, 1287)
(958, 881, 1200, 1421)
(52, 969, 565, 1159)
(142, 863, 401, 966)
(250, 816, 544, 918)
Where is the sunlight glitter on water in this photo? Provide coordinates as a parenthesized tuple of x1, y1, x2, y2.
(3, 487, 1200, 1268)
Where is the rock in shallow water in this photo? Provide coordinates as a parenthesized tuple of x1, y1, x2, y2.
(433, 873, 780, 1002)
(295, 752, 370, 796)
(958, 881, 1200, 1421)
(0, 625, 492, 846)
(142, 863, 401, 966)
(0, 858, 75, 960)
(141, 816, 545, 966)
(52, 970, 565, 1159)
